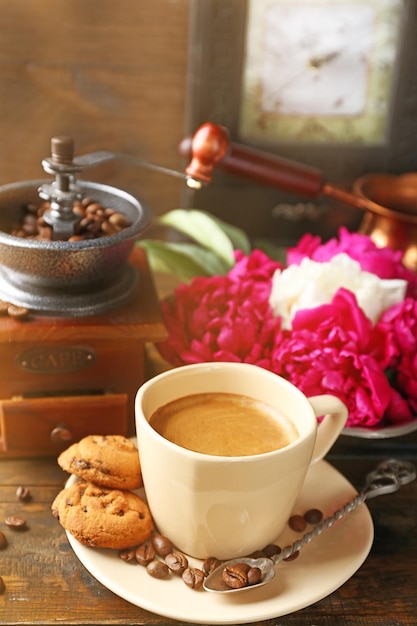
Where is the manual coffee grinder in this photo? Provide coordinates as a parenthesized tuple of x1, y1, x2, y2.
(0, 137, 170, 457)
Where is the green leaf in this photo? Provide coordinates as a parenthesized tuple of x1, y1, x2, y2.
(204, 211, 252, 254)
(137, 240, 230, 281)
(253, 238, 288, 264)
(159, 209, 235, 266)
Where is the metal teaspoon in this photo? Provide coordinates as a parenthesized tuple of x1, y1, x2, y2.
(203, 459, 416, 593)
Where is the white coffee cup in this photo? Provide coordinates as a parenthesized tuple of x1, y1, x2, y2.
(135, 362, 347, 559)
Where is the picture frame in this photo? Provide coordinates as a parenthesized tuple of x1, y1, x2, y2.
(239, 0, 405, 147)
(183, 0, 417, 245)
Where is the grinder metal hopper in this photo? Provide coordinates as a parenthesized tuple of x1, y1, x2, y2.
(0, 137, 152, 317)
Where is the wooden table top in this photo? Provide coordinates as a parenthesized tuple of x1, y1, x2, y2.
(1, 416, 416, 625)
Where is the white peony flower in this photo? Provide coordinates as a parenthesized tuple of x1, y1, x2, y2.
(268, 253, 407, 329)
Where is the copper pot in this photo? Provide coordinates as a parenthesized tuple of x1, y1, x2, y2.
(183, 124, 417, 271)
(353, 173, 417, 271)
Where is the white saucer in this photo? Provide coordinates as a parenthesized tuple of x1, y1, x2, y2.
(65, 461, 373, 624)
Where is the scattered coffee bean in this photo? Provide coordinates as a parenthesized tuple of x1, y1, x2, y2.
(7, 304, 29, 320)
(151, 534, 173, 558)
(304, 508, 323, 525)
(165, 552, 188, 575)
(0, 531, 7, 550)
(0, 576, 5, 594)
(135, 542, 156, 565)
(222, 562, 250, 589)
(263, 543, 282, 558)
(16, 486, 31, 502)
(182, 567, 205, 590)
(118, 522, 310, 591)
(4, 516, 26, 530)
(202, 556, 222, 576)
(288, 514, 307, 532)
(146, 559, 170, 580)
(0, 300, 29, 321)
(284, 549, 300, 562)
(247, 566, 262, 586)
(118, 549, 136, 563)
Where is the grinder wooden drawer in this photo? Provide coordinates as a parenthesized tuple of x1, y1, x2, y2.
(0, 393, 127, 457)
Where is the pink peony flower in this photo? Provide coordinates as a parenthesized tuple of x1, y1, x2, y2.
(157, 240, 416, 430)
(269, 289, 395, 428)
(229, 249, 283, 287)
(378, 298, 417, 416)
(157, 250, 282, 368)
(287, 227, 417, 299)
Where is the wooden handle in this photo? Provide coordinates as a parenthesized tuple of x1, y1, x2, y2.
(182, 122, 324, 197)
(184, 122, 229, 184)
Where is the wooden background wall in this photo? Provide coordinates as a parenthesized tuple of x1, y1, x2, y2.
(1, 1, 416, 246)
(0, 0, 191, 218)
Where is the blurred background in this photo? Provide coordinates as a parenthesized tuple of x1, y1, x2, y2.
(0, 0, 190, 219)
(0, 0, 416, 245)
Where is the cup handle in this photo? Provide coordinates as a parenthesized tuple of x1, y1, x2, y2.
(308, 395, 348, 464)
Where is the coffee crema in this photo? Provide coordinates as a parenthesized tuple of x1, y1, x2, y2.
(148, 392, 299, 457)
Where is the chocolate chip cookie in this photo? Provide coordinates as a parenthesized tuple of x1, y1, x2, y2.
(52, 480, 154, 549)
(57, 435, 142, 490)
